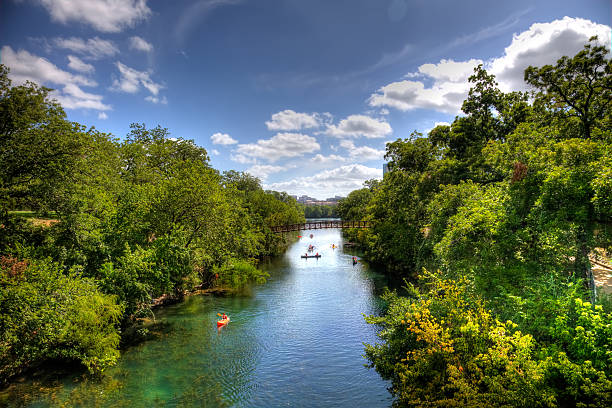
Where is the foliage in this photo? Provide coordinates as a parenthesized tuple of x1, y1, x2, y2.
(302, 204, 338, 218)
(0, 63, 305, 381)
(365, 275, 551, 407)
(212, 258, 270, 288)
(346, 41, 612, 405)
(365, 273, 612, 407)
(525, 37, 612, 140)
(0, 256, 122, 382)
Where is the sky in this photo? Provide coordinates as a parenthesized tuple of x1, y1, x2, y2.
(1, 0, 611, 199)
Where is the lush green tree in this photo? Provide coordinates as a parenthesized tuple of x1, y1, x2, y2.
(525, 37, 612, 140)
(0, 65, 93, 217)
(350, 40, 612, 405)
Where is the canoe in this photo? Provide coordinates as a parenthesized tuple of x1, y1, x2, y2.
(301, 255, 321, 258)
(217, 317, 230, 327)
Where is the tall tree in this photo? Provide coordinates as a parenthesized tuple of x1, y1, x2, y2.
(525, 37, 612, 140)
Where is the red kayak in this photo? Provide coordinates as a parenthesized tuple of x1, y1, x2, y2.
(217, 317, 230, 327)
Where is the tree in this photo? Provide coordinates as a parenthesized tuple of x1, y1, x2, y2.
(525, 37, 612, 140)
(0, 65, 92, 216)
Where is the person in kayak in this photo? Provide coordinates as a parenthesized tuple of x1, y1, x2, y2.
(222, 313, 228, 320)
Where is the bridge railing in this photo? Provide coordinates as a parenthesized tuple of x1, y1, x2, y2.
(270, 220, 370, 233)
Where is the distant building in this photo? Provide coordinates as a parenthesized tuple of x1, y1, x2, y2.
(325, 195, 345, 203)
(297, 195, 317, 204)
(296, 194, 344, 206)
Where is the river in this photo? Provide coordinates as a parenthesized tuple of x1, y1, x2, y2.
(2, 227, 392, 407)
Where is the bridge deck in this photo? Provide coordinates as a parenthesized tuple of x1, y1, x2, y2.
(270, 220, 370, 233)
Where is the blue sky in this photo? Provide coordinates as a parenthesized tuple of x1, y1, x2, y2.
(1, 0, 610, 199)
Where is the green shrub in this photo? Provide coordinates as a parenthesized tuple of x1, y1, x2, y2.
(213, 258, 269, 288)
(0, 256, 122, 381)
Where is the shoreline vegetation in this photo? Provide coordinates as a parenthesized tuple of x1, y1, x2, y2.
(337, 40, 612, 407)
(0, 63, 304, 385)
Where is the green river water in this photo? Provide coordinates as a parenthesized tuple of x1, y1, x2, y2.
(1, 227, 392, 407)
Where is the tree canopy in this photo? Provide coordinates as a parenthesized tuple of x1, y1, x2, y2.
(337, 39, 612, 406)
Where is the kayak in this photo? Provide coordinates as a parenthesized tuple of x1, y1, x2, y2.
(301, 255, 321, 258)
(217, 317, 230, 327)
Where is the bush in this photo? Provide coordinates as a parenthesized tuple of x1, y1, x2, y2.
(365, 272, 612, 407)
(213, 258, 269, 288)
(0, 256, 122, 382)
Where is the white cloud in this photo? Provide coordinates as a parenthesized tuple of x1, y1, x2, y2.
(211, 132, 237, 145)
(145, 95, 168, 104)
(112, 62, 163, 96)
(211, 149, 220, 155)
(324, 114, 392, 138)
(38, 0, 151, 33)
(368, 17, 611, 115)
(369, 59, 482, 114)
(54, 36, 119, 60)
(418, 59, 482, 82)
(236, 133, 320, 162)
(265, 164, 382, 198)
(265, 109, 321, 131)
(340, 140, 385, 161)
(230, 153, 257, 164)
(67, 55, 94, 73)
(129, 36, 153, 52)
(489, 17, 611, 92)
(2, 46, 110, 111)
(246, 164, 286, 181)
(98, 112, 108, 119)
(310, 154, 346, 165)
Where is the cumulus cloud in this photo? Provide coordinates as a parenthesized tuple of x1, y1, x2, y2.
(310, 154, 346, 165)
(340, 140, 385, 161)
(38, 0, 151, 33)
(246, 164, 286, 181)
(129, 36, 153, 52)
(236, 133, 320, 162)
(324, 114, 392, 138)
(489, 17, 611, 92)
(112, 62, 163, 96)
(98, 112, 108, 119)
(230, 153, 257, 164)
(369, 59, 482, 114)
(368, 17, 611, 115)
(67, 55, 94, 73)
(54, 36, 119, 60)
(211, 149, 220, 155)
(2, 46, 110, 111)
(265, 164, 382, 198)
(210, 132, 237, 145)
(265, 109, 322, 131)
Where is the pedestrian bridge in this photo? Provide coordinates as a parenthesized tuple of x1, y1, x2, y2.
(270, 220, 370, 233)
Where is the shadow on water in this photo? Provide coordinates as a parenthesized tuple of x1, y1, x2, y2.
(1, 228, 392, 407)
